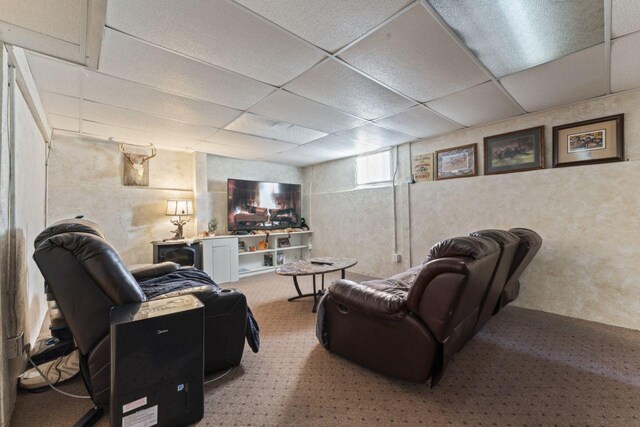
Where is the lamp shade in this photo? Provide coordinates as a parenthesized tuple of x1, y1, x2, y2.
(166, 199, 193, 216)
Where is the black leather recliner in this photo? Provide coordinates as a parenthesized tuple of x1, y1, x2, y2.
(33, 219, 248, 407)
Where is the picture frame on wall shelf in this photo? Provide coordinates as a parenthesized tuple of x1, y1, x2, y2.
(552, 114, 624, 168)
(278, 237, 291, 248)
(484, 126, 545, 175)
(435, 143, 477, 180)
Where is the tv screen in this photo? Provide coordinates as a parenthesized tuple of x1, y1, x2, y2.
(227, 179, 302, 231)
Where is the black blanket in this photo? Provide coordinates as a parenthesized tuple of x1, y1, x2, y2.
(138, 269, 260, 353)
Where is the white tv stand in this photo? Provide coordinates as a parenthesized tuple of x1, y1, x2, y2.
(200, 231, 312, 284)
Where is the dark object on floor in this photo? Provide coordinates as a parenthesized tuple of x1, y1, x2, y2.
(152, 240, 203, 269)
(317, 229, 542, 386)
(110, 295, 204, 426)
(32, 218, 251, 412)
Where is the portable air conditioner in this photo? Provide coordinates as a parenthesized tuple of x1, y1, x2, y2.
(110, 295, 204, 427)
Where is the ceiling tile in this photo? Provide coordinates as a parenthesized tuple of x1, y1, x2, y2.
(26, 52, 84, 97)
(48, 114, 79, 132)
(40, 91, 80, 118)
(259, 150, 317, 167)
(296, 134, 377, 159)
(334, 123, 415, 148)
(612, 0, 640, 38)
(427, 82, 522, 127)
(85, 72, 241, 128)
(427, 0, 604, 77)
(206, 129, 297, 154)
(106, 0, 325, 86)
(192, 142, 259, 159)
(82, 121, 201, 149)
(285, 59, 415, 120)
(339, 5, 488, 102)
(82, 101, 217, 140)
(611, 31, 640, 93)
(0, 0, 83, 44)
(248, 90, 366, 133)
(99, 28, 276, 110)
(224, 112, 326, 145)
(500, 44, 606, 112)
(374, 105, 462, 138)
(234, 0, 413, 53)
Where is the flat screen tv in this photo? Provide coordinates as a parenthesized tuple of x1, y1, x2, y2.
(227, 179, 302, 231)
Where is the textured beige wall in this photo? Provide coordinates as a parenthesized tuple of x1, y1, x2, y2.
(13, 84, 47, 346)
(308, 89, 640, 330)
(200, 154, 304, 234)
(0, 45, 49, 425)
(47, 135, 195, 265)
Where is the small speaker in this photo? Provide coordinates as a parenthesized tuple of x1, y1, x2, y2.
(110, 295, 204, 427)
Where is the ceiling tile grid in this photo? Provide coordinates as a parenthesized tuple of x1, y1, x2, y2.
(339, 5, 489, 102)
(106, 0, 326, 86)
(10, 1, 640, 167)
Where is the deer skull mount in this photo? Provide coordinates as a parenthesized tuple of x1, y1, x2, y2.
(119, 143, 157, 186)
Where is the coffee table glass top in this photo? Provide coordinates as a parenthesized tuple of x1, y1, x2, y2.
(275, 257, 357, 276)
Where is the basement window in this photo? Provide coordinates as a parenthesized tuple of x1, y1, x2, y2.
(356, 150, 393, 186)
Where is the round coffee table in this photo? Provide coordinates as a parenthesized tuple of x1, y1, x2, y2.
(275, 257, 358, 313)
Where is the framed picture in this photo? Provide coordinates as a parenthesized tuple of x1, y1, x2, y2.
(435, 144, 477, 180)
(412, 152, 434, 182)
(263, 254, 273, 267)
(484, 126, 545, 175)
(552, 114, 624, 167)
(278, 237, 290, 248)
(238, 241, 246, 252)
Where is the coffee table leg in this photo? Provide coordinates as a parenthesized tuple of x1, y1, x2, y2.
(341, 268, 346, 279)
(293, 275, 303, 297)
(312, 274, 319, 313)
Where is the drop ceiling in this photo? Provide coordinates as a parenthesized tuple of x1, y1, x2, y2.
(1, 0, 639, 167)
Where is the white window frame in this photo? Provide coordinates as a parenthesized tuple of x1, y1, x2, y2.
(356, 149, 394, 187)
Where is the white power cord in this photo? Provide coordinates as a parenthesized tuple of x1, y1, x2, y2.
(29, 350, 228, 394)
(204, 367, 233, 384)
(27, 354, 91, 399)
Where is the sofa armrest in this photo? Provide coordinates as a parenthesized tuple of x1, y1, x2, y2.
(328, 279, 407, 319)
(130, 261, 180, 281)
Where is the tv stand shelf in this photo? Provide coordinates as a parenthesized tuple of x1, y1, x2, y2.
(200, 231, 312, 283)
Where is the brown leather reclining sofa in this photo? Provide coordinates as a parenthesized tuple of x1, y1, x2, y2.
(316, 228, 542, 386)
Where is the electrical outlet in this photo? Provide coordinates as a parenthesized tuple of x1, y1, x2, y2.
(6, 332, 24, 359)
(393, 253, 402, 263)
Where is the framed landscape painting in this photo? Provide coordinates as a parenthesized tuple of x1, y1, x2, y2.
(552, 114, 624, 167)
(435, 143, 477, 180)
(484, 126, 545, 175)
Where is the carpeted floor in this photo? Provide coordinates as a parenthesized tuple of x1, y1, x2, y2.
(11, 271, 640, 426)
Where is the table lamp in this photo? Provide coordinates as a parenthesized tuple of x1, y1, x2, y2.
(166, 199, 193, 239)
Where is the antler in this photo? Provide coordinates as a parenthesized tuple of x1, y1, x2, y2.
(118, 142, 157, 162)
